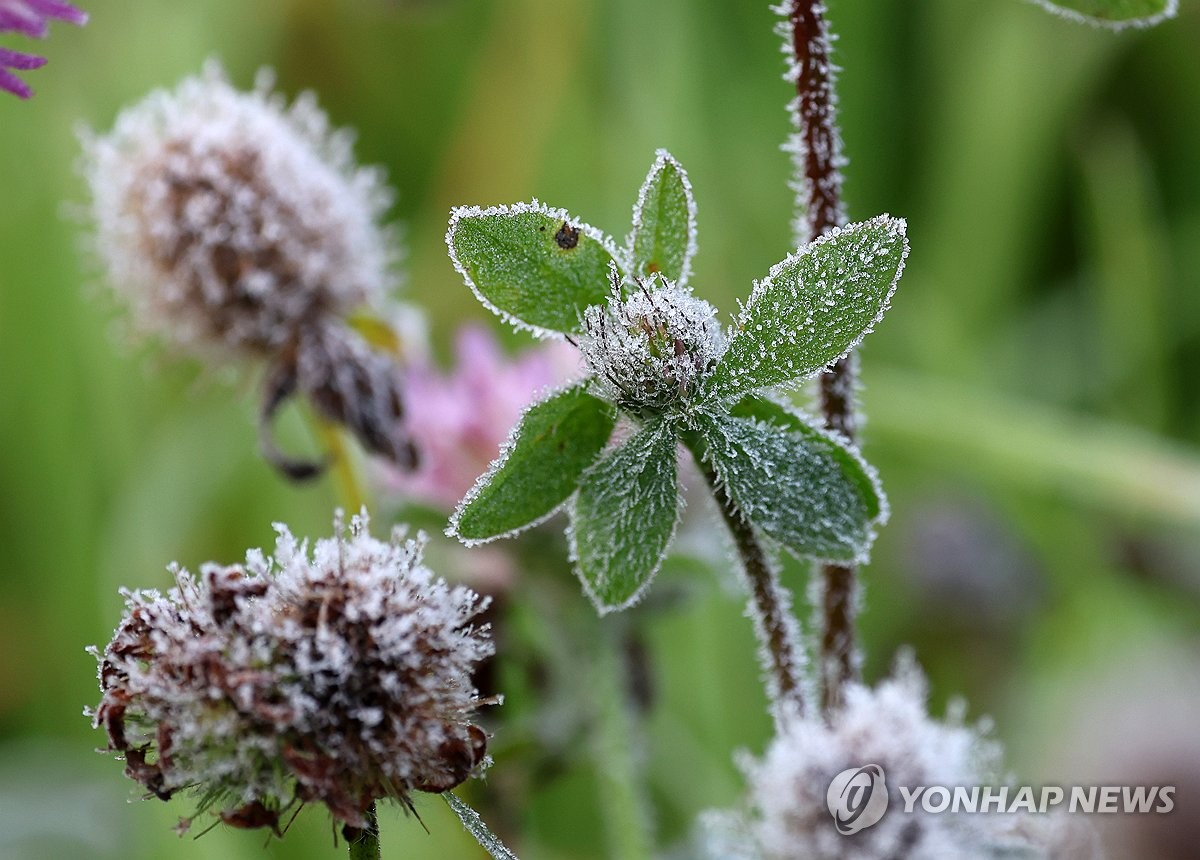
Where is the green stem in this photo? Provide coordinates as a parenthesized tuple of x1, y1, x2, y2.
(592, 623, 655, 860)
(316, 418, 368, 513)
(344, 803, 381, 860)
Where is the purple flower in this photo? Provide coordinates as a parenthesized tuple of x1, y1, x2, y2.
(0, 45, 44, 99)
(0, 0, 86, 38)
(0, 0, 87, 98)
(386, 324, 581, 509)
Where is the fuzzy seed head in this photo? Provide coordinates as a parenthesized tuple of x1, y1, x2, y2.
(580, 276, 724, 416)
(81, 61, 397, 355)
(88, 511, 493, 832)
(739, 656, 1049, 859)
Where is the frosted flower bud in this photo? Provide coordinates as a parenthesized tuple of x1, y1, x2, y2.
(81, 61, 396, 354)
(579, 274, 724, 416)
(737, 656, 1071, 859)
(80, 63, 419, 478)
(88, 511, 495, 834)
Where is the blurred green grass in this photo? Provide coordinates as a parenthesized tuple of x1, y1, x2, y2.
(2, 0, 1199, 857)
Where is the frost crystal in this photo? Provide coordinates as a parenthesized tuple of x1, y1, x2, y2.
(1029, 0, 1178, 31)
(88, 511, 494, 833)
(81, 61, 396, 355)
(579, 274, 724, 416)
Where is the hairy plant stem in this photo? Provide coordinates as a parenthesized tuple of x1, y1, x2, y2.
(344, 803, 381, 860)
(686, 436, 806, 720)
(786, 0, 859, 716)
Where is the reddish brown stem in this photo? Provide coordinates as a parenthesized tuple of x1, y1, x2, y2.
(690, 446, 806, 722)
(787, 0, 845, 240)
(787, 0, 859, 715)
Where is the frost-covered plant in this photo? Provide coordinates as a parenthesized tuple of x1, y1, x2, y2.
(0, 0, 86, 98)
(445, 150, 907, 618)
(80, 61, 416, 478)
(88, 511, 494, 837)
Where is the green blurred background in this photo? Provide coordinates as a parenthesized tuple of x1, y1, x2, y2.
(2, 0, 1199, 857)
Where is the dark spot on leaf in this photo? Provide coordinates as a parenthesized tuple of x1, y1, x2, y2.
(554, 222, 580, 250)
(647, 262, 660, 273)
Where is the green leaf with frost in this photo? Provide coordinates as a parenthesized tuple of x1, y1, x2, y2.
(450, 385, 616, 543)
(1031, 0, 1177, 29)
(447, 203, 618, 335)
(569, 421, 679, 613)
(708, 215, 908, 400)
(697, 407, 886, 563)
(628, 149, 697, 287)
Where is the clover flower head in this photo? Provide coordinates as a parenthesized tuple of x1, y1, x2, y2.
(81, 61, 396, 355)
(80, 62, 419, 477)
(580, 273, 724, 416)
(727, 655, 1091, 860)
(740, 657, 1003, 859)
(88, 511, 494, 833)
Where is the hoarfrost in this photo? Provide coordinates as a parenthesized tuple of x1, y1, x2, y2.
(725, 654, 1078, 859)
(448, 383, 615, 545)
(579, 272, 725, 416)
(446, 200, 622, 338)
(710, 215, 907, 400)
(771, 1, 848, 246)
(699, 409, 887, 563)
(444, 791, 521, 860)
(80, 60, 397, 356)
(89, 511, 495, 831)
(568, 420, 681, 614)
(1029, 0, 1178, 31)
(627, 148, 699, 287)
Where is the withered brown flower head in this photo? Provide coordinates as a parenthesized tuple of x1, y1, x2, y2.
(88, 511, 495, 834)
(80, 62, 416, 477)
(82, 61, 394, 355)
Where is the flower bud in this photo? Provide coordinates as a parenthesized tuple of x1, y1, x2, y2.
(579, 275, 724, 416)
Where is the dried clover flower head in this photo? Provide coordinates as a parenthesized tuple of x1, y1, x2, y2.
(88, 511, 494, 833)
(260, 321, 417, 480)
(81, 61, 395, 354)
(736, 656, 1068, 859)
(80, 62, 418, 478)
(579, 272, 724, 416)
